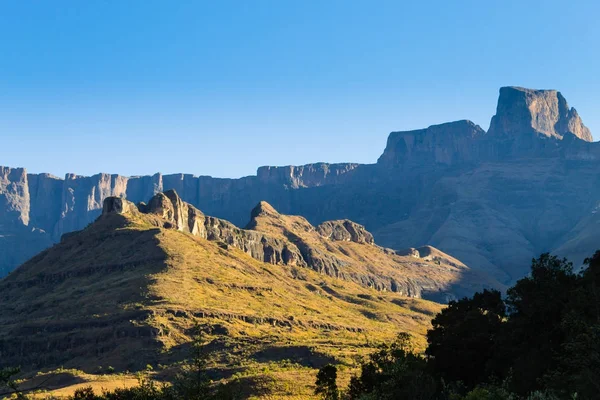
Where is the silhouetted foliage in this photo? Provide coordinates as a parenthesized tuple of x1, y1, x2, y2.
(315, 364, 339, 399)
(346, 332, 437, 400)
(345, 252, 600, 399)
(1, 366, 30, 399)
(500, 254, 578, 394)
(169, 333, 212, 399)
(545, 250, 600, 398)
(426, 289, 505, 388)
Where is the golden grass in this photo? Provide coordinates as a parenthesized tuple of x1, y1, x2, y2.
(3, 212, 446, 399)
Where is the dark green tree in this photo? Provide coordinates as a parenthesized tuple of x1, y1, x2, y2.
(315, 364, 339, 399)
(426, 289, 506, 389)
(502, 253, 578, 394)
(347, 333, 437, 400)
(546, 251, 600, 398)
(170, 333, 212, 400)
(0, 367, 28, 399)
(72, 386, 98, 400)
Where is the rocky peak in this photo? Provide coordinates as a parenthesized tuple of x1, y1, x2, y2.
(102, 197, 136, 215)
(146, 192, 176, 221)
(245, 201, 283, 231)
(378, 120, 485, 167)
(316, 220, 375, 244)
(488, 86, 593, 142)
(250, 201, 279, 219)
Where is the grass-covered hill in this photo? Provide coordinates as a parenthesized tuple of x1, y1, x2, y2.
(0, 191, 494, 397)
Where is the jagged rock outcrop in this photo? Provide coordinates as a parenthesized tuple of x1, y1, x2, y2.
(488, 86, 593, 142)
(98, 191, 493, 300)
(102, 197, 137, 215)
(397, 248, 421, 258)
(316, 220, 375, 244)
(138, 192, 306, 267)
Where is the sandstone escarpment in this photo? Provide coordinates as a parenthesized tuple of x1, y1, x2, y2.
(55, 173, 129, 239)
(27, 173, 63, 233)
(0, 169, 56, 277)
(257, 163, 360, 188)
(377, 120, 485, 167)
(0, 166, 30, 227)
(488, 86, 593, 142)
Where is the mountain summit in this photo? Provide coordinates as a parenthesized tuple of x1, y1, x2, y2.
(377, 120, 485, 167)
(488, 86, 592, 142)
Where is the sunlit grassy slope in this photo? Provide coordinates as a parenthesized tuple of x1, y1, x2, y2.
(1, 206, 445, 398)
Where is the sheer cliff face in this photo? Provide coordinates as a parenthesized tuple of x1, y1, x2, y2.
(0, 167, 30, 228)
(377, 120, 485, 167)
(0, 164, 362, 277)
(0, 169, 56, 276)
(257, 163, 361, 188)
(1, 86, 599, 284)
(488, 86, 593, 142)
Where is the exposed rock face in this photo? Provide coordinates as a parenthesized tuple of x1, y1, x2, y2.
(378, 120, 485, 166)
(102, 197, 137, 215)
(0, 167, 30, 228)
(98, 191, 493, 300)
(126, 173, 163, 204)
(140, 192, 306, 267)
(0, 169, 55, 277)
(2, 87, 600, 284)
(257, 163, 360, 188)
(396, 248, 421, 258)
(488, 86, 593, 142)
(55, 173, 129, 239)
(316, 220, 375, 244)
(162, 174, 199, 205)
(147, 192, 178, 223)
(27, 173, 63, 233)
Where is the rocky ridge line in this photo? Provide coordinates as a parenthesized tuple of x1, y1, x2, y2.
(104, 191, 381, 271)
(102, 190, 474, 299)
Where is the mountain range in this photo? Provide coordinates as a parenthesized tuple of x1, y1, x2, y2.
(2, 86, 600, 286)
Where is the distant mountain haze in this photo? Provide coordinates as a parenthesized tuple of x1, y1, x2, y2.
(1, 86, 598, 285)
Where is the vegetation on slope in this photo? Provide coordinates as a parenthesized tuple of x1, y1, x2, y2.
(1, 196, 451, 398)
(334, 251, 600, 399)
(5, 251, 598, 399)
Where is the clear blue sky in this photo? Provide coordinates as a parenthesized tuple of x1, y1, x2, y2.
(1, 0, 599, 178)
